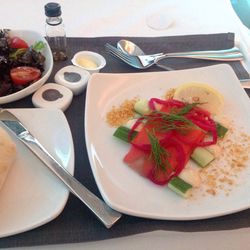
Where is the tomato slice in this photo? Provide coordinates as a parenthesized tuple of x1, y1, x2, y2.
(124, 146, 151, 177)
(124, 120, 205, 185)
(124, 138, 188, 185)
(148, 145, 179, 185)
(174, 128, 205, 146)
(10, 67, 41, 85)
(9, 36, 29, 49)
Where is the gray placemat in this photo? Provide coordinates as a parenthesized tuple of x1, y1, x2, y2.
(1, 33, 250, 248)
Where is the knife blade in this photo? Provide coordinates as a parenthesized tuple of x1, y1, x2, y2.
(240, 79, 250, 89)
(0, 109, 121, 228)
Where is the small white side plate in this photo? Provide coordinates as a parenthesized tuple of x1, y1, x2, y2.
(0, 108, 74, 238)
(85, 64, 250, 220)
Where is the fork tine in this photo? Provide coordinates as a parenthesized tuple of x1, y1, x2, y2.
(105, 45, 131, 63)
(105, 43, 143, 68)
(107, 49, 129, 63)
(105, 43, 133, 62)
(105, 43, 123, 56)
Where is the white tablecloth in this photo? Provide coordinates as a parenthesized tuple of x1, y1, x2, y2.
(1, 0, 250, 249)
(0, 0, 249, 38)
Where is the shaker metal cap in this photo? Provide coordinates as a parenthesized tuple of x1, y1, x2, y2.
(45, 2, 62, 17)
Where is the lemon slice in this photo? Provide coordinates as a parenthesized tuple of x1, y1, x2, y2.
(173, 82, 224, 114)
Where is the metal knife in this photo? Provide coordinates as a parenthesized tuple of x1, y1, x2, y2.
(0, 109, 121, 228)
(240, 79, 250, 89)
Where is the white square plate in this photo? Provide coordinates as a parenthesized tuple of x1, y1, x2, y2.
(85, 64, 250, 220)
(0, 109, 74, 237)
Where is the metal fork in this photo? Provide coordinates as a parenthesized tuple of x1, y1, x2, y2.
(105, 43, 244, 69)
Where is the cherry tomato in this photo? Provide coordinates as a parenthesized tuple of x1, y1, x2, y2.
(10, 67, 41, 85)
(9, 36, 29, 49)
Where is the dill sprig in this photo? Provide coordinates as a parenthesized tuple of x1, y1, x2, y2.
(143, 111, 194, 133)
(177, 102, 201, 115)
(147, 130, 172, 172)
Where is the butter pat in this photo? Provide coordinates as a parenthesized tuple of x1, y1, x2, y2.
(71, 51, 106, 74)
(76, 58, 97, 69)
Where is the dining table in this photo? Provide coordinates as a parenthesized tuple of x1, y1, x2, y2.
(1, 0, 250, 249)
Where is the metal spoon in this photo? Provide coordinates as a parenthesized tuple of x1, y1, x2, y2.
(117, 39, 173, 70)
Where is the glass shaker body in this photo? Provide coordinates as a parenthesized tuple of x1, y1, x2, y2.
(45, 14, 67, 61)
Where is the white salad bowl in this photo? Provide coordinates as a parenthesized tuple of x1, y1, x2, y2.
(0, 29, 53, 104)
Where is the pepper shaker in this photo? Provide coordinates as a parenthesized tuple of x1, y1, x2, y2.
(45, 2, 67, 61)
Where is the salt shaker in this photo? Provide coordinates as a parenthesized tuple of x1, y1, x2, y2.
(45, 2, 67, 61)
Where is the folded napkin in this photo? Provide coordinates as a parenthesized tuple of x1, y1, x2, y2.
(1, 33, 250, 248)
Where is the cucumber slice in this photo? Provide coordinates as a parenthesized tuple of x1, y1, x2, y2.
(216, 123, 228, 138)
(124, 119, 137, 130)
(113, 126, 137, 142)
(179, 167, 201, 187)
(134, 99, 150, 115)
(168, 177, 192, 198)
(191, 147, 214, 168)
(124, 118, 144, 131)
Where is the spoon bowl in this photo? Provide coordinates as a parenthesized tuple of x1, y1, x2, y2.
(117, 40, 163, 57)
(117, 39, 170, 70)
(117, 40, 145, 56)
